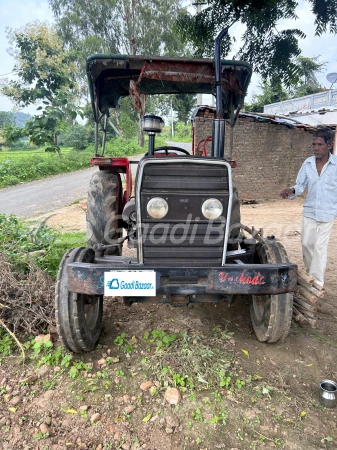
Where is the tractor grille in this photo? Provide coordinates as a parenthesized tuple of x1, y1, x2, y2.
(138, 159, 230, 267)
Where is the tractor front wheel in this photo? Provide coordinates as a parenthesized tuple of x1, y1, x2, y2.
(55, 247, 103, 352)
(250, 241, 293, 343)
(86, 171, 122, 254)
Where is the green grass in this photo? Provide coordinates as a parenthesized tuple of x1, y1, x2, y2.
(0, 138, 143, 188)
(162, 123, 192, 143)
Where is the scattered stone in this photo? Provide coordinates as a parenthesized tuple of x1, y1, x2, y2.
(123, 395, 131, 402)
(37, 365, 50, 378)
(107, 423, 119, 433)
(154, 381, 160, 387)
(140, 381, 153, 391)
(165, 427, 173, 434)
(166, 415, 179, 428)
(5, 385, 13, 393)
(35, 333, 52, 343)
(114, 431, 121, 440)
(164, 388, 182, 405)
(90, 413, 101, 423)
(9, 396, 21, 406)
(96, 445, 103, 450)
(110, 357, 120, 363)
(124, 405, 136, 414)
(79, 405, 89, 411)
(20, 374, 38, 384)
(40, 423, 50, 435)
(33, 390, 56, 409)
(54, 366, 61, 373)
(122, 443, 130, 450)
(97, 358, 106, 367)
(45, 417, 52, 425)
(150, 415, 158, 422)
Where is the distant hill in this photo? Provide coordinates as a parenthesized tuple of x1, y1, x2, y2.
(15, 112, 31, 128)
(0, 111, 31, 129)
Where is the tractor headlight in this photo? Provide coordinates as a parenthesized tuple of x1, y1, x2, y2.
(201, 198, 223, 220)
(147, 197, 168, 219)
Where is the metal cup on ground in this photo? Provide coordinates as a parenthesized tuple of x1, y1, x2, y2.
(319, 380, 337, 408)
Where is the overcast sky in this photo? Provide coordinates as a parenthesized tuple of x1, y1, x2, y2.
(0, 0, 336, 114)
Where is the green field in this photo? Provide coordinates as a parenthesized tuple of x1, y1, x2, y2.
(0, 139, 143, 188)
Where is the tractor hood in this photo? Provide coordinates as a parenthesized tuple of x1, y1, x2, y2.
(86, 55, 252, 121)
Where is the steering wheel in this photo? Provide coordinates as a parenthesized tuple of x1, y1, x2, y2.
(144, 146, 190, 156)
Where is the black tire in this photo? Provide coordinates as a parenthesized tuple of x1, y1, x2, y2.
(55, 247, 103, 352)
(250, 241, 293, 343)
(228, 185, 242, 251)
(86, 171, 122, 255)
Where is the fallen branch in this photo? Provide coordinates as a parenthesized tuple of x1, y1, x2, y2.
(293, 303, 317, 320)
(292, 307, 308, 325)
(298, 270, 314, 285)
(0, 318, 25, 361)
(298, 287, 319, 304)
(293, 296, 317, 313)
(297, 277, 324, 298)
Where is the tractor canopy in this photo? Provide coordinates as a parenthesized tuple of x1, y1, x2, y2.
(86, 55, 252, 122)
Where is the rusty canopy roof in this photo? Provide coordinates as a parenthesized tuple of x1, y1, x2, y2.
(86, 55, 252, 120)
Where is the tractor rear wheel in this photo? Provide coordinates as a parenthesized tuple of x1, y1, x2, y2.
(86, 171, 122, 255)
(250, 241, 293, 343)
(55, 247, 103, 352)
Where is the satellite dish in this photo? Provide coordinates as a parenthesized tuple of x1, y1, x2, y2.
(326, 72, 337, 84)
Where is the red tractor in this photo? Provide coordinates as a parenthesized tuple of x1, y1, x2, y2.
(55, 29, 297, 352)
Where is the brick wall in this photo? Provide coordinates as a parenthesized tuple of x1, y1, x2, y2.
(193, 116, 313, 200)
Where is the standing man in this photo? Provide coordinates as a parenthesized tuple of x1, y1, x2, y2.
(280, 127, 337, 288)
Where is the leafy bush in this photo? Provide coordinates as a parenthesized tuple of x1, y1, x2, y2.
(95, 137, 144, 157)
(0, 214, 86, 278)
(60, 125, 92, 150)
(161, 122, 191, 143)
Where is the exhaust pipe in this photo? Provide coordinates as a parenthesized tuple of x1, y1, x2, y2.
(212, 28, 228, 158)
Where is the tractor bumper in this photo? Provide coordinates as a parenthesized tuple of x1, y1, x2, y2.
(67, 262, 297, 297)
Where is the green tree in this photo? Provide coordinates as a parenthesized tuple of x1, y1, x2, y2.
(291, 56, 326, 97)
(244, 77, 289, 112)
(0, 111, 15, 128)
(49, 0, 185, 81)
(172, 94, 196, 124)
(244, 55, 326, 112)
(0, 21, 80, 152)
(49, 0, 188, 146)
(177, 0, 337, 87)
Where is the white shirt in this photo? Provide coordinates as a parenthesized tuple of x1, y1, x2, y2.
(291, 154, 337, 222)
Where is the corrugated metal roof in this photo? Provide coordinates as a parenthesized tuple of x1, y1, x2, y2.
(192, 106, 336, 133)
